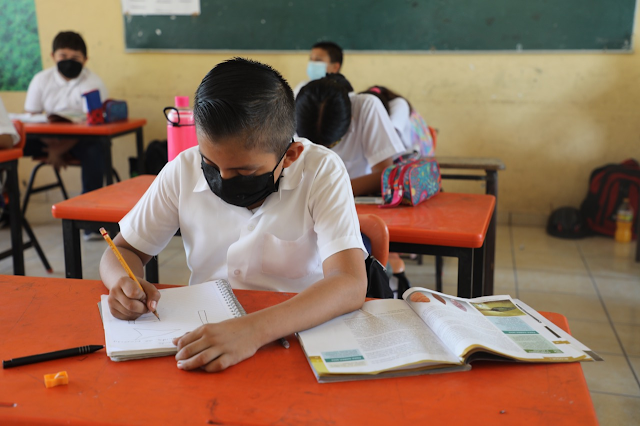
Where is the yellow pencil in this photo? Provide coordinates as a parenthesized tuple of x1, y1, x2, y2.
(99, 227, 160, 320)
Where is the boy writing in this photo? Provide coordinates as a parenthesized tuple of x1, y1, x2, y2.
(100, 58, 367, 372)
(24, 31, 108, 195)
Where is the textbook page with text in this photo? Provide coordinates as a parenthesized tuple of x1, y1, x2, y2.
(297, 287, 600, 383)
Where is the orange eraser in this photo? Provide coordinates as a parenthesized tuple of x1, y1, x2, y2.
(44, 371, 69, 388)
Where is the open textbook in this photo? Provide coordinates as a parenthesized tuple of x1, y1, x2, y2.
(100, 280, 245, 361)
(298, 287, 602, 383)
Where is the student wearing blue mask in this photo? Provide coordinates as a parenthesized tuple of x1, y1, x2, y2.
(99, 58, 367, 373)
(293, 41, 344, 97)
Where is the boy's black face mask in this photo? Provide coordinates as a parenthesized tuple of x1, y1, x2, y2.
(201, 141, 292, 208)
(57, 59, 83, 79)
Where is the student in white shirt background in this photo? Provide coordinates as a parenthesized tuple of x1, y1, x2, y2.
(99, 58, 368, 373)
(293, 41, 344, 97)
(23, 31, 108, 240)
(0, 97, 19, 149)
(361, 85, 435, 157)
(24, 31, 107, 193)
(0, 97, 21, 227)
(295, 74, 405, 196)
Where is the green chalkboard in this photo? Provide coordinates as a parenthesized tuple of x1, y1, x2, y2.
(0, 0, 42, 90)
(124, 0, 636, 51)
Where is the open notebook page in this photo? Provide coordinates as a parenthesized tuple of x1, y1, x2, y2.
(101, 280, 242, 360)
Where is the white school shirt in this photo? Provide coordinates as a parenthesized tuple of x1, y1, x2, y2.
(293, 80, 309, 98)
(389, 98, 413, 152)
(119, 138, 367, 292)
(0, 98, 19, 146)
(331, 93, 405, 179)
(24, 66, 108, 114)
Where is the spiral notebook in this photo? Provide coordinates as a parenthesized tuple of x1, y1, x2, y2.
(100, 280, 245, 361)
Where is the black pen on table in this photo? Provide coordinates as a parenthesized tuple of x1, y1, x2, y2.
(3, 345, 104, 369)
(279, 337, 290, 349)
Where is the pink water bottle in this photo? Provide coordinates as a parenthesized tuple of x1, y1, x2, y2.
(165, 96, 198, 161)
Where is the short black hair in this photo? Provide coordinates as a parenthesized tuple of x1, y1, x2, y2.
(52, 31, 87, 57)
(312, 41, 343, 66)
(296, 75, 351, 148)
(194, 58, 296, 155)
(324, 73, 353, 93)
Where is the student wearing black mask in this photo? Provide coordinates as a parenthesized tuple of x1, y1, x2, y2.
(23, 32, 107, 238)
(99, 58, 368, 373)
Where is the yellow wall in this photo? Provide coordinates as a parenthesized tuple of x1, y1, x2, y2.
(2, 0, 639, 223)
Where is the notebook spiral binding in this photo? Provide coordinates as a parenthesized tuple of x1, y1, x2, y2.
(216, 280, 247, 317)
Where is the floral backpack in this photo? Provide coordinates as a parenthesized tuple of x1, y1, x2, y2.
(409, 110, 437, 157)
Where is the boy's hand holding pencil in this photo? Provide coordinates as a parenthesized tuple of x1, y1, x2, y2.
(100, 228, 161, 321)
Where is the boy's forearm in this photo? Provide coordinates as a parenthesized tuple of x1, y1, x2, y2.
(351, 172, 382, 196)
(247, 271, 367, 348)
(99, 246, 146, 290)
(0, 134, 14, 149)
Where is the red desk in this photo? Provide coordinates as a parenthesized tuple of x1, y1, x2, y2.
(51, 175, 157, 281)
(437, 156, 506, 294)
(357, 193, 495, 298)
(0, 275, 598, 426)
(24, 119, 147, 184)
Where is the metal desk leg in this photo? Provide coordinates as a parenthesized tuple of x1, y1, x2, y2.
(102, 137, 114, 185)
(472, 243, 486, 298)
(636, 205, 640, 262)
(484, 170, 498, 295)
(63, 219, 83, 279)
(435, 255, 443, 292)
(145, 257, 159, 283)
(7, 161, 24, 275)
(457, 249, 473, 298)
(135, 127, 145, 175)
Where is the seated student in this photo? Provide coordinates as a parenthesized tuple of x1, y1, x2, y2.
(0, 97, 20, 226)
(295, 74, 405, 196)
(99, 58, 367, 373)
(0, 98, 19, 149)
(293, 41, 344, 97)
(361, 86, 435, 157)
(23, 31, 108, 192)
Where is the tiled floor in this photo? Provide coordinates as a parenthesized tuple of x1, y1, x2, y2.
(1, 196, 639, 425)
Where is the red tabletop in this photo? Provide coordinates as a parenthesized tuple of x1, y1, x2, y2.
(0, 275, 597, 426)
(51, 175, 155, 222)
(356, 193, 496, 248)
(0, 147, 22, 163)
(24, 118, 147, 137)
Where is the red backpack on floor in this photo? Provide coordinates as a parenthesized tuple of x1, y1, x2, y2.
(580, 159, 640, 239)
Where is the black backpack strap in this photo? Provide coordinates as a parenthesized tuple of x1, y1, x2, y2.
(365, 255, 394, 299)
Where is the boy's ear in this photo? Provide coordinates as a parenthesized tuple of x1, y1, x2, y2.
(282, 141, 304, 169)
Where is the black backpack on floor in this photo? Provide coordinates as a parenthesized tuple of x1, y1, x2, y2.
(579, 159, 640, 239)
(546, 207, 589, 239)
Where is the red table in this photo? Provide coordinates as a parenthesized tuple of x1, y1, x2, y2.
(24, 119, 147, 184)
(357, 192, 495, 297)
(52, 179, 494, 297)
(437, 156, 506, 293)
(0, 275, 598, 426)
(51, 175, 157, 281)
